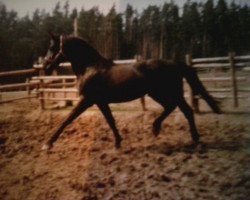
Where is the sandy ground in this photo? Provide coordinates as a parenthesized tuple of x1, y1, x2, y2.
(0, 97, 250, 200)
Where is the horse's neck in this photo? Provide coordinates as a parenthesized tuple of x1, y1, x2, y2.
(100, 57, 113, 68)
(71, 57, 112, 76)
(71, 63, 86, 75)
(75, 66, 105, 92)
(74, 64, 106, 80)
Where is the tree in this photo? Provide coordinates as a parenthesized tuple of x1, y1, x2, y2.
(120, 4, 140, 59)
(201, 0, 216, 56)
(0, 3, 18, 69)
(181, 0, 202, 57)
(104, 6, 122, 59)
(161, 1, 180, 60)
(237, 5, 250, 54)
(0, 0, 250, 74)
(139, 5, 161, 59)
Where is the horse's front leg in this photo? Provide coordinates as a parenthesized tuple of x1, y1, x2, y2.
(42, 98, 93, 150)
(97, 103, 122, 148)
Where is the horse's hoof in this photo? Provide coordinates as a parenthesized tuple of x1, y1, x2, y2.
(152, 126, 160, 137)
(42, 143, 52, 151)
(216, 110, 223, 114)
(115, 137, 122, 149)
(192, 134, 200, 144)
(152, 121, 161, 137)
(115, 141, 121, 149)
(153, 130, 160, 137)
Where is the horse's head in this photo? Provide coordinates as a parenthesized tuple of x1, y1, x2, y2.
(43, 32, 66, 75)
(43, 33, 113, 75)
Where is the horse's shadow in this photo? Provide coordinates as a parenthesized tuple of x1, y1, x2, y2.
(198, 110, 250, 115)
(144, 139, 244, 156)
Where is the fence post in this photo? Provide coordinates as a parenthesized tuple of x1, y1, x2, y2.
(62, 78, 66, 97)
(0, 86, 2, 101)
(26, 78, 31, 102)
(229, 52, 238, 107)
(39, 79, 45, 109)
(38, 57, 45, 76)
(185, 54, 199, 113)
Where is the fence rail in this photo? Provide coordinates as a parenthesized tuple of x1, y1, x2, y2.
(192, 55, 250, 63)
(193, 63, 246, 69)
(0, 68, 37, 77)
(31, 59, 137, 109)
(32, 76, 76, 80)
(33, 59, 137, 70)
(0, 82, 39, 91)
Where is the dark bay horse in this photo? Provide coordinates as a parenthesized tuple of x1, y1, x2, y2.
(42, 34, 221, 150)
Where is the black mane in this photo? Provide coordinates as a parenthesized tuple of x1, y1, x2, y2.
(62, 37, 113, 70)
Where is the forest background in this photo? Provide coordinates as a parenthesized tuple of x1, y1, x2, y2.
(0, 0, 250, 72)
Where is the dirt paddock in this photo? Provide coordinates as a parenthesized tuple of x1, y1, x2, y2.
(0, 97, 250, 200)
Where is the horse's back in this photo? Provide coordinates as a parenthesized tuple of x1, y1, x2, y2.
(133, 59, 184, 82)
(132, 59, 185, 98)
(77, 59, 186, 103)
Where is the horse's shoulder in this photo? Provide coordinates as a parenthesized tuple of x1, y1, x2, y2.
(78, 68, 99, 84)
(77, 68, 106, 95)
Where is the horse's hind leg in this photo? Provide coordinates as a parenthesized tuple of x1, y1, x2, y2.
(97, 103, 122, 149)
(152, 104, 176, 136)
(177, 97, 200, 143)
(42, 98, 93, 150)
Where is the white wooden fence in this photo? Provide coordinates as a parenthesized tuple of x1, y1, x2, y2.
(186, 53, 250, 112)
(32, 59, 138, 109)
(0, 59, 137, 107)
(1, 56, 249, 112)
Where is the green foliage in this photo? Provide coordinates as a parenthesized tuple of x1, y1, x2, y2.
(0, 0, 250, 71)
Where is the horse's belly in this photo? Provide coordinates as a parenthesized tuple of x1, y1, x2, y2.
(108, 90, 145, 103)
(79, 67, 147, 103)
(106, 81, 147, 103)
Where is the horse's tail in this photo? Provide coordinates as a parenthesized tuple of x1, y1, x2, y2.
(183, 64, 222, 114)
